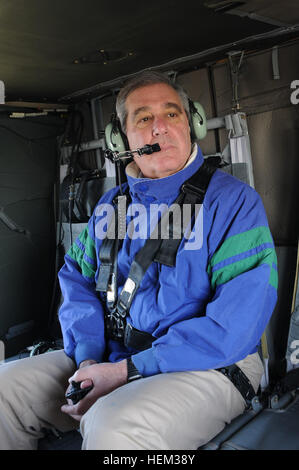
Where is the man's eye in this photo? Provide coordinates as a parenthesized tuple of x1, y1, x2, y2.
(136, 116, 152, 127)
(168, 112, 178, 118)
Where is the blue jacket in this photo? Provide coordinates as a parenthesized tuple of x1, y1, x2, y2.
(58, 146, 278, 376)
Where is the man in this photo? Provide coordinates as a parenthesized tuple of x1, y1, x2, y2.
(0, 71, 277, 450)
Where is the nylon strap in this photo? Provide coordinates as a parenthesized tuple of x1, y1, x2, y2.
(217, 364, 256, 406)
(96, 188, 130, 296)
(155, 161, 216, 267)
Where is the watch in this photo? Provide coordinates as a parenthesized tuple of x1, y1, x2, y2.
(126, 357, 143, 382)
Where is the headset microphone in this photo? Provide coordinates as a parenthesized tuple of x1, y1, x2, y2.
(104, 143, 161, 196)
(105, 143, 161, 162)
(136, 143, 161, 156)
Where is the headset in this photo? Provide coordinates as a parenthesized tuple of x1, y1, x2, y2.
(188, 100, 207, 142)
(105, 99, 207, 153)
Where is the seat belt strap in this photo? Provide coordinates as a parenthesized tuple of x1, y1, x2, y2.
(96, 212, 119, 299)
(96, 189, 131, 296)
(154, 161, 217, 267)
(217, 364, 256, 407)
(115, 208, 170, 316)
(124, 323, 155, 351)
(104, 213, 167, 340)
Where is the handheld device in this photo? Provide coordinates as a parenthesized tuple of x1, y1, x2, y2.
(65, 380, 93, 405)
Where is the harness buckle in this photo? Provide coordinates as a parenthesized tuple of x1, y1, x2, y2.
(105, 307, 126, 341)
(121, 278, 136, 303)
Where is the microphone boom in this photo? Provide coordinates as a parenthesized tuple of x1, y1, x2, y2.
(136, 143, 161, 156)
(105, 143, 161, 162)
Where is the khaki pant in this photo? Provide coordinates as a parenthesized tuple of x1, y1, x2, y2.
(0, 349, 263, 450)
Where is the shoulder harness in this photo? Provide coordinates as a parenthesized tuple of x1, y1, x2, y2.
(96, 160, 216, 345)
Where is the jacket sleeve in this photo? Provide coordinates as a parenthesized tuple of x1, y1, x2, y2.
(58, 214, 106, 367)
(131, 179, 278, 376)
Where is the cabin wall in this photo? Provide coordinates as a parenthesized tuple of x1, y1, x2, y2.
(0, 114, 65, 356)
(176, 41, 299, 245)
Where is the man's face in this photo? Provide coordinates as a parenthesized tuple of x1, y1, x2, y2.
(125, 83, 192, 179)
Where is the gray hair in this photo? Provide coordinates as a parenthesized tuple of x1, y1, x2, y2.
(115, 70, 190, 133)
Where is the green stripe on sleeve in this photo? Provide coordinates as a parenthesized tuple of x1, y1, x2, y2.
(210, 247, 278, 290)
(67, 226, 97, 279)
(209, 226, 274, 269)
(78, 226, 96, 262)
(208, 226, 278, 290)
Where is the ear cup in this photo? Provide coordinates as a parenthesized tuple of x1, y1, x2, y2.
(105, 116, 129, 152)
(190, 101, 207, 141)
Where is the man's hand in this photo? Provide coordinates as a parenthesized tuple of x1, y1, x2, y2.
(61, 360, 128, 421)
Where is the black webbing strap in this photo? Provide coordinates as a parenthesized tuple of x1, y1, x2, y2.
(182, 160, 217, 199)
(217, 364, 256, 406)
(96, 231, 118, 293)
(124, 323, 155, 351)
(110, 205, 172, 338)
(154, 160, 217, 267)
(96, 188, 131, 295)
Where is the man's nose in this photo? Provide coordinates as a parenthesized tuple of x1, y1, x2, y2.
(152, 116, 168, 136)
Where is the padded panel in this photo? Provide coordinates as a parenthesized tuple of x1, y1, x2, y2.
(199, 409, 260, 450)
(220, 391, 299, 450)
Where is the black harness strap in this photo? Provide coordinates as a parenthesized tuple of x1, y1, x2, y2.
(154, 160, 216, 267)
(124, 323, 156, 351)
(217, 364, 257, 406)
(97, 189, 130, 297)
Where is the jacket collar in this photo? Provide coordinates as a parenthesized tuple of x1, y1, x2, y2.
(125, 144, 204, 203)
